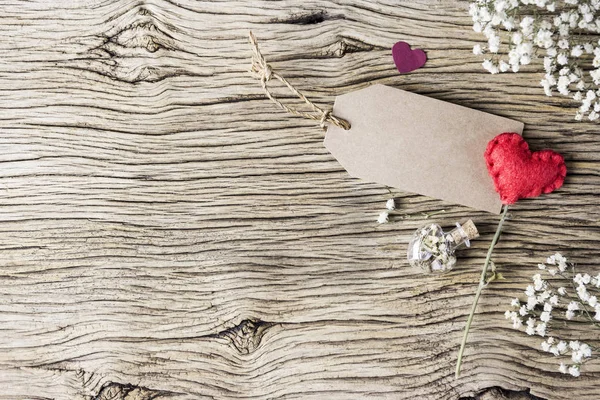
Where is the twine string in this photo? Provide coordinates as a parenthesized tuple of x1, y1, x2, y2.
(248, 31, 351, 131)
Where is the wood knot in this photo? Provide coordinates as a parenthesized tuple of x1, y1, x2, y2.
(87, 7, 188, 83)
(107, 21, 170, 53)
(216, 319, 274, 355)
(93, 382, 171, 400)
(323, 37, 381, 58)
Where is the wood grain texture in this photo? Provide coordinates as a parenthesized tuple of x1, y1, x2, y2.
(0, 1, 599, 399)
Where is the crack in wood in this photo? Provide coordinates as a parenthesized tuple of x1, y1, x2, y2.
(92, 382, 175, 400)
(460, 386, 547, 400)
(322, 37, 385, 58)
(213, 319, 276, 355)
(272, 10, 336, 25)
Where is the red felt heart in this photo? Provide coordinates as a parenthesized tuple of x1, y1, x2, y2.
(484, 132, 567, 205)
(392, 41, 427, 73)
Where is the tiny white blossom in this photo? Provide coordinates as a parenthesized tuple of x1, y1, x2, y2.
(385, 199, 395, 211)
(482, 59, 500, 74)
(542, 341, 551, 352)
(569, 341, 580, 351)
(540, 311, 551, 323)
(558, 287, 567, 295)
(585, 43, 594, 53)
(557, 53, 569, 65)
(559, 363, 568, 374)
(512, 317, 523, 329)
(527, 296, 539, 310)
(377, 212, 389, 224)
(519, 305, 528, 316)
(557, 341, 568, 353)
(568, 365, 581, 377)
(526, 326, 536, 335)
(525, 285, 536, 297)
(535, 322, 547, 336)
(568, 301, 580, 312)
(581, 343, 592, 358)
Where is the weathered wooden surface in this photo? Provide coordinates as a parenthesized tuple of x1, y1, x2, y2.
(0, 1, 599, 399)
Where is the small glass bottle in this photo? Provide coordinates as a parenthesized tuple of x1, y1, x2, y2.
(407, 220, 479, 274)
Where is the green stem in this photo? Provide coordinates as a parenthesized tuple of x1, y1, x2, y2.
(455, 204, 509, 379)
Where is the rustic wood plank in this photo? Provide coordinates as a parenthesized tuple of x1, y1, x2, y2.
(0, 1, 599, 399)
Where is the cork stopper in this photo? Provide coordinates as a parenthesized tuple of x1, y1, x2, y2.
(448, 219, 479, 246)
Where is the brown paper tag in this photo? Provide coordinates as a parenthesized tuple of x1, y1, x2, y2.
(324, 84, 524, 214)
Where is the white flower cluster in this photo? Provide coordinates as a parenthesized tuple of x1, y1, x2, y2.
(506, 253, 599, 377)
(541, 337, 592, 377)
(470, 0, 600, 120)
(377, 198, 396, 223)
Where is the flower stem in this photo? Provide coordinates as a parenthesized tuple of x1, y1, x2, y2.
(455, 204, 509, 379)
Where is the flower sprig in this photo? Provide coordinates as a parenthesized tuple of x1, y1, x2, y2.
(506, 253, 600, 377)
(470, 0, 600, 121)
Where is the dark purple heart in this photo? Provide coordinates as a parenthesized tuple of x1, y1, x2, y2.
(392, 41, 427, 73)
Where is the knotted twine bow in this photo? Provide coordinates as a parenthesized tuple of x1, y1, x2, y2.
(248, 32, 351, 131)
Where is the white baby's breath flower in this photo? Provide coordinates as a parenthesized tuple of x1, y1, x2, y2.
(577, 284, 590, 302)
(557, 341, 568, 353)
(527, 296, 539, 310)
(572, 45, 583, 57)
(557, 53, 569, 65)
(473, 44, 483, 55)
(385, 199, 395, 211)
(542, 340, 551, 352)
(512, 317, 523, 329)
(519, 305, 528, 316)
(559, 363, 568, 374)
(526, 326, 536, 335)
(536, 322, 547, 336)
(580, 343, 592, 358)
(568, 365, 581, 377)
(525, 285, 536, 297)
(377, 212, 389, 224)
(585, 43, 594, 53)
(540, 311, 552, 322)
(482, 59, 500, 74)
